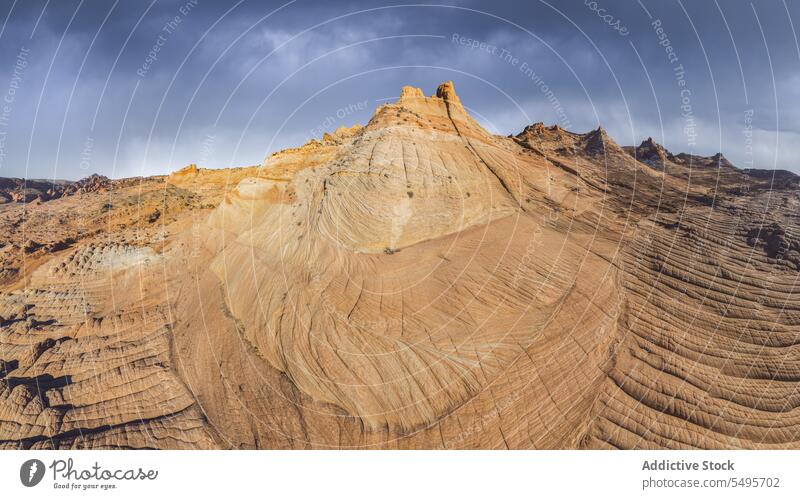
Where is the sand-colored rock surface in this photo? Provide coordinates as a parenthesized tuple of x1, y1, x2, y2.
(1, 82, 798, 448)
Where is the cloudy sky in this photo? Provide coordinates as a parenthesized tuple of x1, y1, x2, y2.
(0, 0, 797, 179)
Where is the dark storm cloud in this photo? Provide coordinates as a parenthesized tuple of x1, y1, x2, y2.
(0, 0, 797, 180)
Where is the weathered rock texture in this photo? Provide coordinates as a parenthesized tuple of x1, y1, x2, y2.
(1, 82, 799, 449)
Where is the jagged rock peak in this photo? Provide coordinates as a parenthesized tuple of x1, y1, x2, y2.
(518, 122, 547, 135)
(640, 137, 659, 148)
(636, 137, 671, 162)
(517, 122, 572, 138)
(322, 124, 363, 143)
(584, 126, 620, 154)
(399, 85, 425, 100)
(711, 152, 734, 167)
(435, 80, 461, 105)
(586, 126, 611, 142)
(385, 81, 485, 135)
(394, 81, 465, 114)
(395, 81, 462, 110)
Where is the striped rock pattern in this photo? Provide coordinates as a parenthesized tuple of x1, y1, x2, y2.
(1, 82, 798, 448)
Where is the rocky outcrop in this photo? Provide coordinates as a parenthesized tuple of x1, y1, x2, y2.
(629, 137, 672, 167)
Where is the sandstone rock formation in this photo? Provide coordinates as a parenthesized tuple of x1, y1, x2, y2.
(1, 82, 798, 449)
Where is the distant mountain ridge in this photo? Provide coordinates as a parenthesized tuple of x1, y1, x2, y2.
(0, 174, 109, 203)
